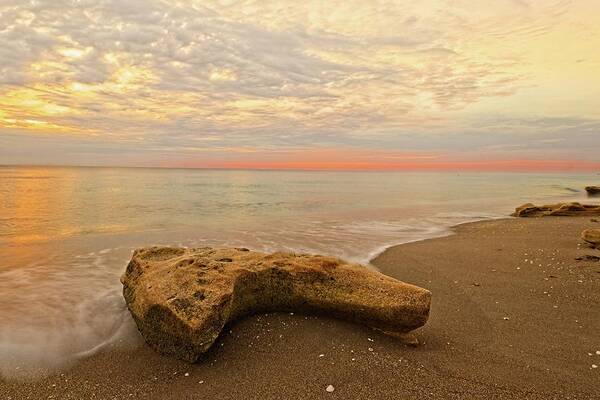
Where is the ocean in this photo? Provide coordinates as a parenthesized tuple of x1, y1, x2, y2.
(0, 165, 595, 378)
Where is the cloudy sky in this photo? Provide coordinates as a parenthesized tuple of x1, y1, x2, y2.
(1, 0, 599, 170)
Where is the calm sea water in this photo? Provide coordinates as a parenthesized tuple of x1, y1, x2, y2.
(0, 166, 595, 378)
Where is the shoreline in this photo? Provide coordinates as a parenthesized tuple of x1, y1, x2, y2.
(371, 215, 599, 398)
(2, 216, 599, 399)
(365, 215, 509, 266)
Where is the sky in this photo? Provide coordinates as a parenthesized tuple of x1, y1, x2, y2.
(1, 0, 599, 171)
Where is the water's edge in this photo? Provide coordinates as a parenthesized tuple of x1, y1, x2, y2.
(367, 215, 511, 267)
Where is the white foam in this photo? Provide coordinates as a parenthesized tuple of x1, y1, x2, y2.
(0, 248, 141, 380)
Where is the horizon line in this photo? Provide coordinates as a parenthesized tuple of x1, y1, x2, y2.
(2, 162, 599, 174)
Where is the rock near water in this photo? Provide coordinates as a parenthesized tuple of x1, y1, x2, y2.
(585, 186, 600, 196)
(121, 247, 431, 362)
(512, 202, 600, 218)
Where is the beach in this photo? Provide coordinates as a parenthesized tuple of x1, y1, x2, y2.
(2, 216, 598, 399)
(3, 0, 600, 397)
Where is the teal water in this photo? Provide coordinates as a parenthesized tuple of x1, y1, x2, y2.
(0, 166, 596, 378)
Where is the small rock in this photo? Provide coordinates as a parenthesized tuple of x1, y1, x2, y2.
(503, 317, 510, 320)
(326, 385, 335, 393)
(585, 186, 600, 196)
(184, 373, 189, 377)
(582, 229, 600, 248)
(513, 202, 600, 217)
(368, 347, 374, 352)
(592, 364, 598, 369)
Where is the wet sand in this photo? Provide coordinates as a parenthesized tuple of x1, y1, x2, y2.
(2, 217, 599, 399)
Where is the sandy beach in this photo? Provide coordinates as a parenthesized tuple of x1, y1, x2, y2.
(2, 216, 599, 399)
(4, 0, 600, 397)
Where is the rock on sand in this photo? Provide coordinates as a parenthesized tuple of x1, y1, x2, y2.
(512, 202, 600, 218)
(581, 229, 600, 248)
(121, 247, 431, 362)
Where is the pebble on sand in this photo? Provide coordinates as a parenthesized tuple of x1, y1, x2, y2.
(326, 385, 335, 393)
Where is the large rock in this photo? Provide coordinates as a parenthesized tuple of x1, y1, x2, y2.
(512, 202, 600, 217)
(581, 229, 600, 248)
(121, 247, 431, 362)
(586, 186, 600, 196)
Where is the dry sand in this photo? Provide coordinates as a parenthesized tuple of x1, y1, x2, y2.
(2, 217, 599, 399)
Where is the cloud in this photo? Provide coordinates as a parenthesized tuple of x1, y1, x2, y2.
(0, 0, 598, 168)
